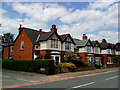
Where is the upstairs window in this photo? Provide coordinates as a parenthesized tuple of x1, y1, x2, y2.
(10, 46, 14, 52)
(51, 40, 58, 48)
(107, 49, 110, 54)
(65, 42, 71, 50)
(86, 46, 91, 53)
(20, 41, 24, 50)
(94, 47, 99, 53)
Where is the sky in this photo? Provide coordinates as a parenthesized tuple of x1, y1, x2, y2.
(0, 0, 119, 43)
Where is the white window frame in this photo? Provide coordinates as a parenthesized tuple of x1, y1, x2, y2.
(20, 41, 24, 50)
(51, 40, 58, 49)
(86, 46, 91, 53)
(65, 42, 71, 50)
(10, 46, 14, 52)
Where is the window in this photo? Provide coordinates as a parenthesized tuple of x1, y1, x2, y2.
(36, 45, 39, 49)
(94, 47, 99, 53)
(20, 41, 24, 50)
(51, 40, 58, 48)
(86, 46, 91, 53)
(65, 42, 71, 50)
(10, 46, 13, 52)
(107, 49, 110, 54)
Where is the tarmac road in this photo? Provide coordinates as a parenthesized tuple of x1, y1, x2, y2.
(2, 67, 119, 89)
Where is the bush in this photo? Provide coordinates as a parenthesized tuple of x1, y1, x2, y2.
(70, 60, 92, 67)
(2, 59, 55, 75)
(60, 62, 76, 69)
(82, 61, 92, 67)
(44, 53, 51, 59)
(113, 56, 120, 64)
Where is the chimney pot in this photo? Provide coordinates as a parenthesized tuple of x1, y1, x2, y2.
(39, 29, 42, 32)
(82, 34, 87, 40)
(50, 25, 57, 32)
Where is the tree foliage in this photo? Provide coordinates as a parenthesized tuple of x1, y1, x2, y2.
(113, 56, 120, 64)
(2, 33, 14, 46)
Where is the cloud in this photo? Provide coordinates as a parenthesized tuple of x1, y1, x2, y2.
(87, 31, 118, 43)
(1, 1, 119, 43)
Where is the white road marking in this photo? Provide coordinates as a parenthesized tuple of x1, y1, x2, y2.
(65, 82, 95, 90)
(72, 82, 94, 88)
(106, 76, 118, 80)
(16, 78, 40, 82)
(0, 75, 9, 78)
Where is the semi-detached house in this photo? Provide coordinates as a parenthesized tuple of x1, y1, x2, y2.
(2, 25, 76, 64)
(2, 25, 120, 65)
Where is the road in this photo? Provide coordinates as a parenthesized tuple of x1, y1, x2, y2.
(2, 67, 119, 89)
(18, 69, 119, 89)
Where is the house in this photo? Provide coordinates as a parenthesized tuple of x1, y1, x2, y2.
(2, 25, 76, 64)
(115, 42, 120, 55)
(2, 25, 120, 65)
(91, 40, 102, 65)
(74, 34, 94, 62)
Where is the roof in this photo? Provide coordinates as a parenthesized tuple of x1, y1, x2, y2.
(24, 27, 60, 44)
(99, 43, 111, 49)
(115, 42, 120, 51)
(73, 38, 90, 47)
(15, 27, 75, 45)
(60, 34, 69, 42)
(60, 34, 76, 44)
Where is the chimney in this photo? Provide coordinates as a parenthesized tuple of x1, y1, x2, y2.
(82, 34, 88, 40)
(50, 25, 57, 32)
(101, 39, 107, 44)
(39, 29, 42, 32)
(18, 24, 22, 33)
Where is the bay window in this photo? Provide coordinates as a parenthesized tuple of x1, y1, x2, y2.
(51, 40, 58, 48)
(86, 46, 91, 53)
(65, 42, 71, 50)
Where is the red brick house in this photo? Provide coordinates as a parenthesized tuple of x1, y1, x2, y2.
(2, 25, 76, 64)
(2, 25, 120, 65)
(74, 34, 120, 65)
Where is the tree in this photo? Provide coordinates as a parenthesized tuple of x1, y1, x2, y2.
(64, 51, 82, 62)
(112, 56, 120, 64)
(2, 33, 14, 46)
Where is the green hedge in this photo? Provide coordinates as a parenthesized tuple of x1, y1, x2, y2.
(2, 59, 55, 75)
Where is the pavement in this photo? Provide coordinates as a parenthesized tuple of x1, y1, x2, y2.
(1, 67, 120, 89)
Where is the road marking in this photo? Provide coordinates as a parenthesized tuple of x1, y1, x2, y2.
(72, 82, 94, 88)
(65, 82, 94, 90)
(0, 75, 9, 78)
(17, 78, 40, 83)
(16, 78, 29, 81)
(3, 69, 118, 88)
(106, 76, 118, 80)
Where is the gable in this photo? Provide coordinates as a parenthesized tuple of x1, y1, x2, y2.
(66, 37, 72, 42)
(49, 33, 59, 40)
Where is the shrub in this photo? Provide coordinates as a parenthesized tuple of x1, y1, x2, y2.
(82, 61, 92, 67)
(112, 56, 120, 64)
(60, 62, 76, 69)
(44, 53, 51, 59)
(2, 59, 55, 75)
(64, 51, 82, 62)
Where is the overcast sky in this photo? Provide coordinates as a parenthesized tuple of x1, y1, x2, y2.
(0, 0, 119, 43)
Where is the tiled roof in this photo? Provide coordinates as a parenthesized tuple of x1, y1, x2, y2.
(115, 42, 120, 51)
(99, 43, 111, 49)
(22, 27, 75, 44)
(60, 34, 69, 42)
(23, 27, 56, 44)
(73, 38, 89, 47)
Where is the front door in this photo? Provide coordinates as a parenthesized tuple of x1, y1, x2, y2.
(51, 55, 61, 65)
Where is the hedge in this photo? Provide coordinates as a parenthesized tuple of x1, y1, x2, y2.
(2, 59, 55, 75)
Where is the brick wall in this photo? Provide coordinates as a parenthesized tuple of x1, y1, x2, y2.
(3, 46, 9, 59)
(13, 30, 33, 60)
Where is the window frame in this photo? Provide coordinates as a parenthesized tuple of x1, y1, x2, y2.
(65, 42, 71, 50)
(20, 41, 24, 50)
